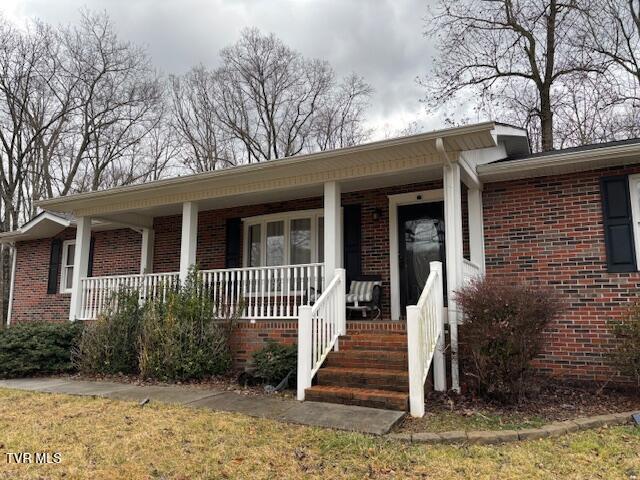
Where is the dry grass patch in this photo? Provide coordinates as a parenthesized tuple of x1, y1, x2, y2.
(0, 388, 639, 479)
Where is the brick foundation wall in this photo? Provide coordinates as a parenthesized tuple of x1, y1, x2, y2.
(483, 163, 640, 383)
(11, 227, 141, 324)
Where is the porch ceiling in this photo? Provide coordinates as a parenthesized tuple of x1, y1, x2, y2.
(35, 121, 508, 218)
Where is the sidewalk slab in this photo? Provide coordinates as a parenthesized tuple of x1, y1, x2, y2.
(0, 378, 73, 391)
(275, 401, 404, 435)
(188, 392, 296, 418)
(106, 385, 225, 404)
(41, 380, 135, 396)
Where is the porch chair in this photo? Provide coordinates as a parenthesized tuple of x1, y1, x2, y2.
(346, 275, 383, 320)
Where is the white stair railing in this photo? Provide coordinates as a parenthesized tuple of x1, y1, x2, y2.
(406, 261, 446, 417)
(296, 268, 346, 401)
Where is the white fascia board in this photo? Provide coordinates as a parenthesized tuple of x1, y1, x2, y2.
(478, 143, 640, 183)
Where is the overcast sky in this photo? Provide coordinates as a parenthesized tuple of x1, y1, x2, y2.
(3, 0, 449, 137)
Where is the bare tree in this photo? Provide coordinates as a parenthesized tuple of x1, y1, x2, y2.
(313, 74, 373, 150)
(169, 68, 236, 172)
(210, 28, 372, 162)
(582, 0, 640, 101)
(423, 0, 606, 151)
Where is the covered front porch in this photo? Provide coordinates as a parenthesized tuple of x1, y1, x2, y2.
(37, 123, 525, 415)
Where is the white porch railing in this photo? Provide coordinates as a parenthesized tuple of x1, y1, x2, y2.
(406, 261, 446, 417)
(199, 263, 324, 319)
(79, 263, 324, 321)
(79, 272, 180, 320)
(297, 268, 346, 401)
(462, 258, 482, 286)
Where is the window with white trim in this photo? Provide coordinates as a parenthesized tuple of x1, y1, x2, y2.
(629, 174, 640, 268)
(60, 240, 76, 293)
(243, 210, 324, 267)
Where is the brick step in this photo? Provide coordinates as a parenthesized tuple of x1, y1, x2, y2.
(338, 338, 407, 352)
(316, 366, 409, 392)
(305, 385, 409, 411)
(324, 350, 408, 369)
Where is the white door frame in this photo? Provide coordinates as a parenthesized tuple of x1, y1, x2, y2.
(388, 189, 444, 320)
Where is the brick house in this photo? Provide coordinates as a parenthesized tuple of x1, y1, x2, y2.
(2, 122, 639, 417)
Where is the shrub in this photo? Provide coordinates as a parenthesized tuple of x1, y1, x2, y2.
(252, 340, 297, 385)
(455, 277, 563, 403)
(0, 322, 83, 378)
(73, 289, 143, 375)
(139, 269, 235, 381)
(608, 303, 640, 386)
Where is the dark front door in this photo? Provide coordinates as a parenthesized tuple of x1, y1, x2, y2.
(398, 202, 446, 311)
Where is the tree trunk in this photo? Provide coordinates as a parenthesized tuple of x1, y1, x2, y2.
(540, 92, 554, 151)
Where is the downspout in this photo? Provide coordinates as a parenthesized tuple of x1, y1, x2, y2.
(6, 243, 17, 326)
(435, 137, 461, 393)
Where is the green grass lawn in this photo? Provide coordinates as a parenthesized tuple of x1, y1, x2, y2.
(0, 388, 639, 479)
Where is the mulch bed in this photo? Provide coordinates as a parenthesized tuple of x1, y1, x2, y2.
(398, 379, 640, 433)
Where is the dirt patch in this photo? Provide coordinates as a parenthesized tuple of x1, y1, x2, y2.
(398, 379, 640, 433)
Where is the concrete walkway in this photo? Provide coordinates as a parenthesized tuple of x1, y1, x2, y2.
(0, 377, 404, 435)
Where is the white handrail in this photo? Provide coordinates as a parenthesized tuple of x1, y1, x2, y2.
(297, 268, 346, 401)
(406, 261, 446, 417)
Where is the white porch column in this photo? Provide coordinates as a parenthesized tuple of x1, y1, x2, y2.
(69, 216, 92, 321)
(324, 181, 342, 287)
(179, 202, 198, 283)
(5, 244, 17, 326)
(467, 188, 485, 272)
(140, 228, 155, 274)
(443, 162, 463, 392)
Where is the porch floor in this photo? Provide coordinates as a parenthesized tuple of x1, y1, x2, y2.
(0, 377, 405, 435)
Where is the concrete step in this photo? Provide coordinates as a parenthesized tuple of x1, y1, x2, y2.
(305, 385, 409, 411)
(324, 350, 408, 370)
(316, 366, 409, 392)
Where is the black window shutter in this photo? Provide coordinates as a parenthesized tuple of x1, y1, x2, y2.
(87, 237, 95, 277)
(47, 239, 62, 294)
(600, 175, 637, 273)
(225, 218, 242, 268)
(343, 204, 362, 286)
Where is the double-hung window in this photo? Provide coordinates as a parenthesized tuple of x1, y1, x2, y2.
(60, 240, 76, 293)
(244, 210, 324, 267)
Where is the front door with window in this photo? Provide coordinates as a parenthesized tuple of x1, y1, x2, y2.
(398, 202, 446, 311)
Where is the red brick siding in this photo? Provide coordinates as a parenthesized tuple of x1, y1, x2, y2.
(482, 164, 640, 383)
(11, 227, 140, 324)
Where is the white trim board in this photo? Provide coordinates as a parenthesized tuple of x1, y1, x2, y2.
(629, 174, 640, 269)
(388, 189, 444, 320)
